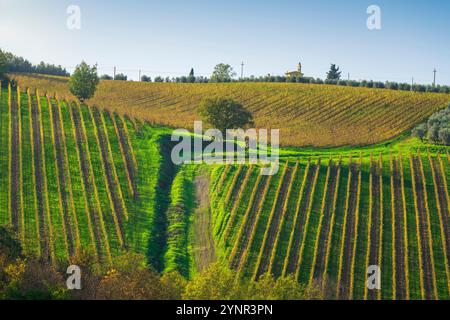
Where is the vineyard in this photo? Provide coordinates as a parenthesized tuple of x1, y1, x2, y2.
(1, 82, 450, 299)
(10, 73, 450, 147)
(211, 152, 450, 300)
(0, 85, 194, 271)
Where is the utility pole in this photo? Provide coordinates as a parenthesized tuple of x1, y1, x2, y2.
(114, 66, 116, 79)
(241, 61, 244, 80)
(139, 69, 141, 82)
(348, 72, 350, 81)
(433, 68, 437, 87)
(411, 76, 414, 90)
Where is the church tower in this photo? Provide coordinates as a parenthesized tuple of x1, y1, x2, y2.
(285, 62, 304, 78)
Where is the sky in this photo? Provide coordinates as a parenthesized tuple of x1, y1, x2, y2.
(0, 0, 450, 84)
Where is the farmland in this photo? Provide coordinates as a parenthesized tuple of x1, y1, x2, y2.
(212, 152, 450, 299)
(1, 82, 449, 299)
(0, 85, 193, 271)
(11, 73, 450, 147)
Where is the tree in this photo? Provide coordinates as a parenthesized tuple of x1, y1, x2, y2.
(141, 75, 152, 82)
(439, 128, 450, 145)
(100, 74, 113, 80)
(411, 123, 427, 142)
(210, 63, 236, 82)
(154, 76, 163, 82)
(188, 68, 195, 83)
(114, 73, 127, 81)
(428, 124, 440, 143)
(0, 50, 7, 82)
(326, 64, 342, 80)
(69, 61, 99, 102)
(198, 98, 254, 137)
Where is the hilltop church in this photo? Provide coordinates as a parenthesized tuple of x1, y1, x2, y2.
(285, 62, 304, 78)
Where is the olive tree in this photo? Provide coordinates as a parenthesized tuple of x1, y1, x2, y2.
(411, 123, 427, 142)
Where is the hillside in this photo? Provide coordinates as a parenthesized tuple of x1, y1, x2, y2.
(11, 73, 450, 147)
(1, 84, 450, 300)
(0, 85, 196, 274)
(211, 154, 450, 300)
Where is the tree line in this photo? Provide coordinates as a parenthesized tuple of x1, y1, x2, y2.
(103, 63, 450, 94)
(2, 50, 448, 94)
(0, 49, 69, 78)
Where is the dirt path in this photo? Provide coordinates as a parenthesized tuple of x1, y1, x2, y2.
(313, 163, 338, 279)
(393, 159, 407, 299)
(192, 169, 216, 272)
(285, 165, 317, 275)
(339, 162, 359, 299)
(368, 163, 381, 300)
(255, 166, 293, 279)
(230, 175, 268, 269)
(31, 98, 49, 260)
(10, 91, 20, 232)
(432, 158, 450, 260)
(71, 105, 104, 258)
(93, 108, 125, 246)
(114, 115, 138, 198)
(412, 157, 434, 300)
(51, 102, 75, 255)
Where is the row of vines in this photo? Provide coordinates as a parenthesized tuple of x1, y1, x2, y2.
(0, 86, 153, 265)
(214, 152, 450, 299)
(11, 74, 450, 147)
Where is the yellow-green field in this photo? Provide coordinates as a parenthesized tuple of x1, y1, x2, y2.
(11, 73, 450, 147)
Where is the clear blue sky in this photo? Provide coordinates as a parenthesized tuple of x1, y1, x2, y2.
(1, 0, 449, 84)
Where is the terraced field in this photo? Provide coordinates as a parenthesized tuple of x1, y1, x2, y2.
(11, 73, 450, 147)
